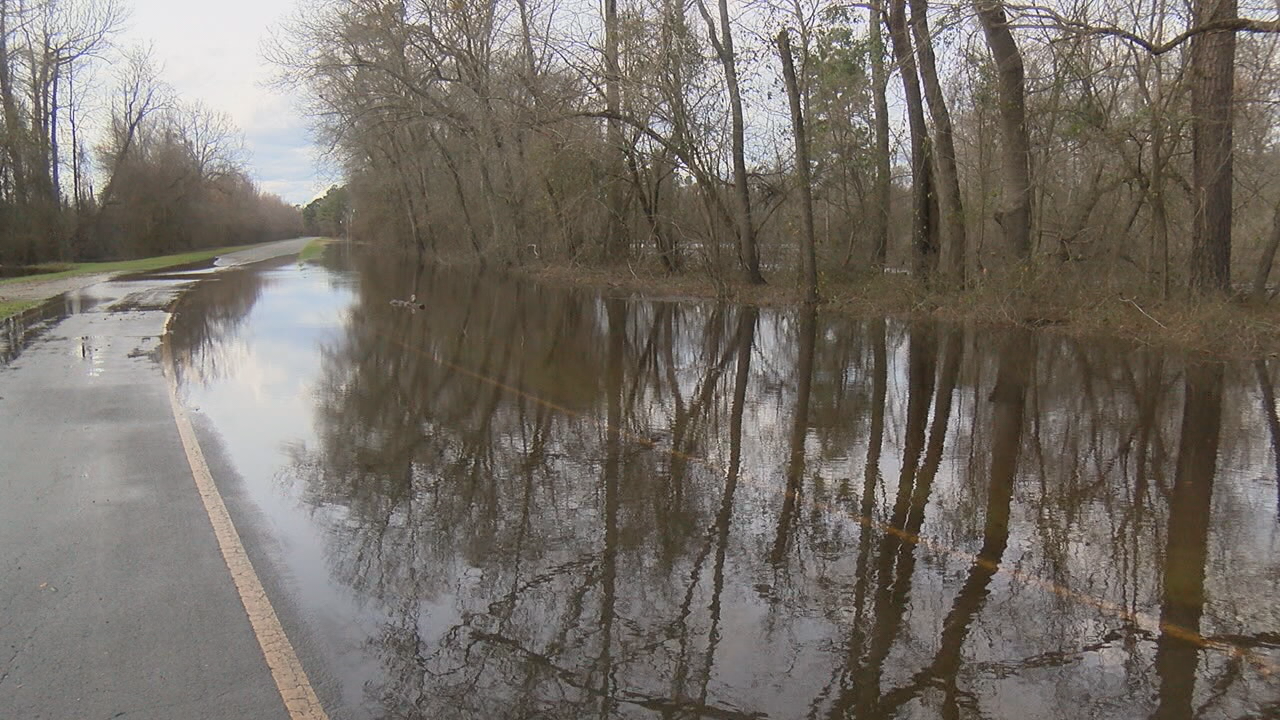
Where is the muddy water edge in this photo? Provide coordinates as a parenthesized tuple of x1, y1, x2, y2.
(163, 245, 1280, 719)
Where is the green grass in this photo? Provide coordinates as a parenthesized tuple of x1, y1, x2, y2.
(0, 298, 40, 319)
(0, 243, 261, 290)
(297, 237, 334, 264)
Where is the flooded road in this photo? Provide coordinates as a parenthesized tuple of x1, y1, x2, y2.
(0, 239, 318, 720)
(167, 248, 1280, 720)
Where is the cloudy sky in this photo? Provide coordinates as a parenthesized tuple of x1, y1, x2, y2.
(120, 0, 330, 205)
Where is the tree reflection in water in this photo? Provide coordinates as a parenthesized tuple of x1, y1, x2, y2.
(172, 251, 1280, 719)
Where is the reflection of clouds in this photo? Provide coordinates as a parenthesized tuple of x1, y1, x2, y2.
(192, 280, 350, 424)
(203, 337, 295, 406)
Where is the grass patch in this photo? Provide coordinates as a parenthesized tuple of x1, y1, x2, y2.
(297, 237, 334, 264)
(0, 298, 39, 320)
(0, 243, 262, 289)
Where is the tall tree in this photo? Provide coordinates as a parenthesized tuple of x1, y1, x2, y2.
(868, 2, 891, 268)
(886, 0, 936, 276)
(974, 0, 1032, 260)
(1188, 0, 1237, 291)
(1251, 198, 1280, 302)
(604, 0, 627, 255)
(777, 28, 818, 303)
(909, 0, 967, 282)
(696, 0, 765, 283)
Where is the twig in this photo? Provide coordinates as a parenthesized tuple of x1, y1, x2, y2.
(1121, 297, 1167, 329)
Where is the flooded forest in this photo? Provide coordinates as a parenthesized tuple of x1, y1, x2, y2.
(249, 0, 1280, 716)
(166, 249, 1280, 718)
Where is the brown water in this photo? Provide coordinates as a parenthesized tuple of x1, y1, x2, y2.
(167, 248, 1280, 719)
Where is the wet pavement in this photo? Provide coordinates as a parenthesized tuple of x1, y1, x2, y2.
(150, 248, 1279, 719)
(0, 238, 317, 719)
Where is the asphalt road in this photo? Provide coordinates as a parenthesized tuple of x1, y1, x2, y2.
(0, 238, 324, 719)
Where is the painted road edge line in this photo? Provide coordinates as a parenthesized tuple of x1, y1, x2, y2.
(162, 335, 328, 720)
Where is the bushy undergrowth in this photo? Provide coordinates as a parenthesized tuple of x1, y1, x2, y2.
(528, 258, 1280, 357)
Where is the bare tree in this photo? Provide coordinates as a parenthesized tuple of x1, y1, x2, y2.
(604, 0, 626, 255)
(1188, 0, 1237, 291)
(868, 1, 891, 268)
(975, 0, 1033, 260)
(84, 45, 168, 254)
(887, 0, 937, 275)
(777, 27, 817, 302)
(910, 0, 967, 281)
(695, 0, 765, 283)
(266, 0, 1279, 306)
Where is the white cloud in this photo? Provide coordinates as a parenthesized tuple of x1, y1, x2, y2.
(119, 0, 324, 204)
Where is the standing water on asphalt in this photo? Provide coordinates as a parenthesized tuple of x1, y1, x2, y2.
(166, 246, 1280, 720)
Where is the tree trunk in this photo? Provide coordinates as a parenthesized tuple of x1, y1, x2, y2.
(886, 0, 936, 277)
(515, 0, 537, 83)
(1189, 0, 1237, 292)
(910, 0, 967, 283)
(50, 64, 59, 208)
(68, 63, 81, 213)
(1152, 136, 1171, 298)
(604, 0, 627, 256)
(868, 2, 891, 268)
(697, 0, 765, 284)
(1251, 199, 1280, 303)
(974, 0, 1032, 260)
(1146, 51, 1174, 299)
(777, 29, 818, 303)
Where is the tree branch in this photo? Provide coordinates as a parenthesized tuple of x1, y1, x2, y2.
(1008, 5, 1280, 55)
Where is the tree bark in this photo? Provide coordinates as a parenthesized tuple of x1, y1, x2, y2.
(697, 0, 765, 283)
(69, 63, 81, 212)
(1251, 199, 1280, 303)
(886, 0, 936, 277)
(868, 2, 891, 268)
(776, 29, 818, 303)
(604, 0, 627, 256)
(50, 64, 60, 207)
(974, 0, 1032, 260)
(1189, 0, 1237, 292)
(910, 0, 967, 283)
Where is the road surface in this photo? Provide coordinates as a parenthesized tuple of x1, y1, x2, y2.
(0, 238, 332, 719)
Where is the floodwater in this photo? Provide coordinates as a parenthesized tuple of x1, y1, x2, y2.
(166, 247, 1280, 720)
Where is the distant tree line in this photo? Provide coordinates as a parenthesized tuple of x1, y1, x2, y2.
(274, 0, 1278, 298)
(0, 0, 302, 266)
(302, 184, 350, 237)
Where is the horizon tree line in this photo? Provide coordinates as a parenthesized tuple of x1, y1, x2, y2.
(274, 0, 1279, 298)
(0, 0, 302, 267)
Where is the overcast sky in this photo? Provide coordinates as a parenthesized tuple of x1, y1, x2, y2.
(120, 0, 329, 205)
